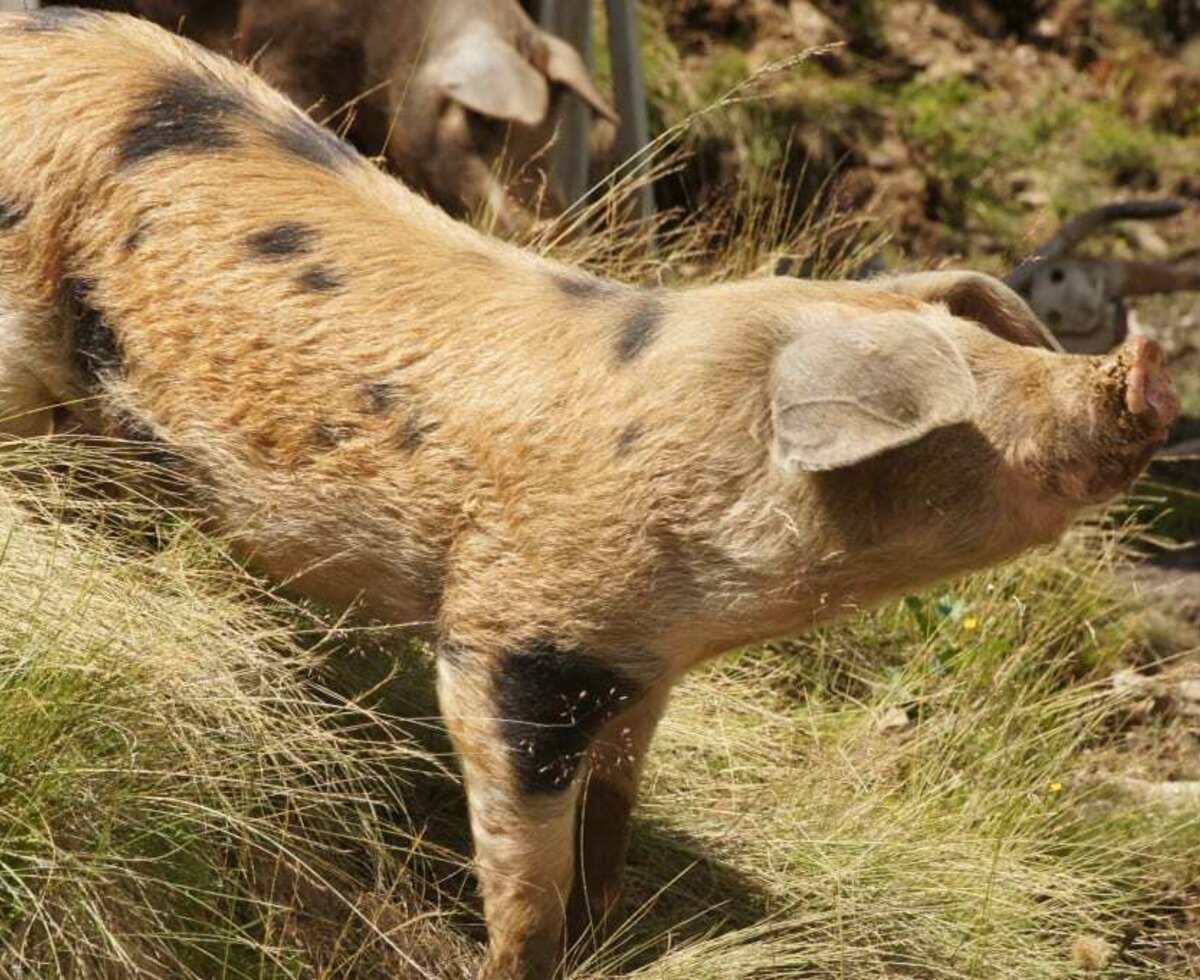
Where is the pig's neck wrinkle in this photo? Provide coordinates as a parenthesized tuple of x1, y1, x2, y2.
(697, 433, 1069, 650)
(684, 497, 1023, 663)
(685, 520, 1043, 663)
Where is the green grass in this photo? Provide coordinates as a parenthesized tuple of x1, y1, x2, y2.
(1079, 105, 1162, 182)
(634, 4, 1200, 265)
(1, 443, 1198, 979)
(0, 445, 473, 979)
(610, 521, 1200, 979)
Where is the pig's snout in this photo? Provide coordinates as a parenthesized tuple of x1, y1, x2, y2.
(1122, 336, 1181, 437)
(1042, 335, 1183, 504)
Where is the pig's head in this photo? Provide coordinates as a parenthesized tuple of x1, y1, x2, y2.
(981, 333, 1178, 508)
(412, 6, 617, 229)
(767, 272, 1180, 580)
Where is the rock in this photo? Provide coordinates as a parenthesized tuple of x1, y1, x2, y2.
(1070, 934, 1115, 972)
(876, 705, 911, 734)
(1173, 678, 1200, 718)
(789, 1, 842, 47)
(1111, 667, 1152, 694)
(866, 137, 910, 171)
(1119, 777, 1200, 810)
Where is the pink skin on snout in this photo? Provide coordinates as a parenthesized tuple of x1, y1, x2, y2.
(1125, 336, 1181, 438)
(1000, 333, 1181, 509)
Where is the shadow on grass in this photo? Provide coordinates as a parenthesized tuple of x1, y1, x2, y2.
(1125, 439, 1200, 571)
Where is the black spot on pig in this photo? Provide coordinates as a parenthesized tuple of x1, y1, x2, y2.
(363, 381, 397, 415)
(555, 275, 602, 299)
(616, 422, 644, 458)
(64, 277, 123, 386)
(616, 296, 665, 364)
(298, 264, 345, 293)
(314, 419, 357, 447)
(115, 412, 185, 470)
(121, 72, 243, 166)
(495, 642, 642, 795)
(123, 220, 149, 254)
(555, 273, 627, 301)
(0, 194, 28, 230)
(246, 222, 317, 260)
(270, 113, 358, 172)
(17, 8, 94, 31)
(399, 408, 438, 451)
(437, 638, 466, 667)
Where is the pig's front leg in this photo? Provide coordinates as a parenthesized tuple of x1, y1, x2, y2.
(437, 639, 649, 980)
(567, 683, 670, 952)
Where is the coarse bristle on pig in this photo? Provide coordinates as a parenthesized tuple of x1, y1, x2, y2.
(0, 10, 1180, 980)
(38, 0, 619, 229)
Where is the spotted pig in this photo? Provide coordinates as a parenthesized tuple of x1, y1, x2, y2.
(0, 11, 1180, 980)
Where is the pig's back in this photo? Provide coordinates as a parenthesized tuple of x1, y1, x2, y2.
(0, 10, 709, 620)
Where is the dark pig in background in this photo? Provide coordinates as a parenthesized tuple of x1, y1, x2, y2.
(41, 0, 617, 228)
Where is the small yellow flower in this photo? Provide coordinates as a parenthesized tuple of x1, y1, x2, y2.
(1049, 781, 1064, 794)
(962, 616, 979, 631)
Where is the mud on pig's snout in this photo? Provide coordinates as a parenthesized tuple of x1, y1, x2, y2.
(1123, 336, 1180, 438)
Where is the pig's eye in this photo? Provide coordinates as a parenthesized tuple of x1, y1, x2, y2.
(1050, 267, 1065, 284)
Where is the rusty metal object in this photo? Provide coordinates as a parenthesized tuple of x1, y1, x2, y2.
(1007, 199, 1200, 354)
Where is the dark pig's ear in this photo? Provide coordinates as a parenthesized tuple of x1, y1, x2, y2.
(431, 26, 549, 127)
(879, 271, 1063, 351)
(770, 313, 979, 473)
(535, 33, 619, 124)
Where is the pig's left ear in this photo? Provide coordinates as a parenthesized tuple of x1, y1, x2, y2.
(535, 34, 620, 124)
(878, 271, 1064, 351)
(432, 28, 550, 127)
(770, 314, 979, 472)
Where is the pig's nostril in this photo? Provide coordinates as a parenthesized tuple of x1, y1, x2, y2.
(1136, 336, 1162, 362)
(1124, 336, 1180, 427)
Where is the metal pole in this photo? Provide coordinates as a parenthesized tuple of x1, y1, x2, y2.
(538, 1, 593, 210)
(605, 0, 654, 221)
